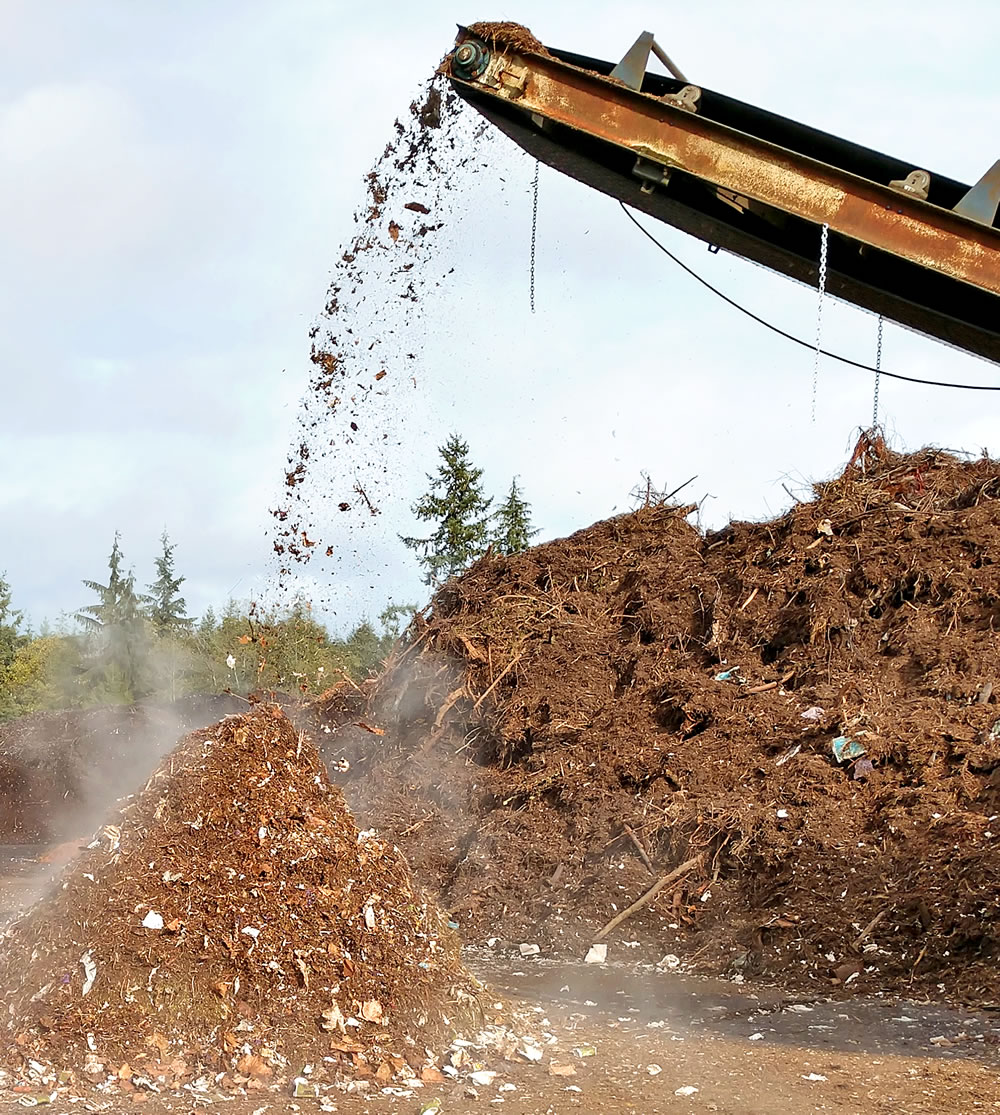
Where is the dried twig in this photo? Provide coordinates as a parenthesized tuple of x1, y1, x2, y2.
(473, 649, 526, 711)
(737, 670, 795, 698)
(595, 855, 703, 940)
(739, 586, 759, 611)
(852, 907, 887, 950)
(433, 686, 466, 731)
(623, 825, 655, 874)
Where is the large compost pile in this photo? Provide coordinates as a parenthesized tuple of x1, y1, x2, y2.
(314, 437, 1000, 1003)
(0, 706, 488, 1092)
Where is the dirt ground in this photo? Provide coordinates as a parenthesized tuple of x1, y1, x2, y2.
(1, 951, 997, 1112)
(5, 442, 1000, 1109)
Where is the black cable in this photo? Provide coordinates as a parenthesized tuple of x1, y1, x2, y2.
(620, 202, 1000, 392)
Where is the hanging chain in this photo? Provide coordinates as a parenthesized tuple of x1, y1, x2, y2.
(529, 160, 539, 313)
(811, 223, 830, 423)
(872, 314, 884, 427)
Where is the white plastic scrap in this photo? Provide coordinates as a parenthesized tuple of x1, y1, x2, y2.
(80, 952, 97, 996)
(518, 1044, 543, 1063)
(657, 953, 681, 970)
(518, 943, 540, 957)
(802, 1073, 827, 1082)
(646, 1064, 663, 1076)
(674, 1085, 699, 1096)
(141, 911, 164, 930)
(584, 944, 607, 964)
(469, 1070, 497, 1086)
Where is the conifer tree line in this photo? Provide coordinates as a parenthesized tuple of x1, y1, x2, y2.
(0, 434, 540, 718)
(0, 532, 399, 718)
(401, 433, 538, 585)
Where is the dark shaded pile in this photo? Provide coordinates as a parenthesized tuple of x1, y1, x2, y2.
(0, 694, 246, 843)
(315, 439, 1000, 1003)
(0, 706, 485, 1087)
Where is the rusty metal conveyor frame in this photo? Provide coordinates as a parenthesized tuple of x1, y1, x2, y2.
(445, 28, 1000, 364)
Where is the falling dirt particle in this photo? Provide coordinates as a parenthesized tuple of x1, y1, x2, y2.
(353, 483, 380, 517)
(338, 503, 351, 513)
(271, 76, 489, 573)
(413, 83, 443, 129)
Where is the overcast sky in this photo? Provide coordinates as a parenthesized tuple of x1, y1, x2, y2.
(2, 0, 998, 632)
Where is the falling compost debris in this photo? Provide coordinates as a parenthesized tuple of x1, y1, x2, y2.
(271, 76, 493, 583)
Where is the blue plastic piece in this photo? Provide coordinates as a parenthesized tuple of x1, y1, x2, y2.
(831, 735, 866, 763)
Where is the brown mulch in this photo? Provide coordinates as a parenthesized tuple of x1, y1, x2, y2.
(465, 22, 549, 55)
(0, 706, 488, 1086)
(0, 694, 247, 843)
(310, 436, 1000, 1004)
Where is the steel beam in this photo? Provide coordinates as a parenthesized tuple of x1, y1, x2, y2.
(451, 44, 1000, 299)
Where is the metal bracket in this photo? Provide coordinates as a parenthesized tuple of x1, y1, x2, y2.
(611, 30, 688, 91)
(663, 85, 701, 113)
(632, 155, 672, 194)
(716, 187, 750, 213)
(495, 63, 528, 100)
(954, 160, 1000, 226)
(888, 169, 930, 201)
(611, 31, 655, 90)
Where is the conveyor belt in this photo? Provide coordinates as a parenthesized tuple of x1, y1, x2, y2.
(446, 27, 1000, 364)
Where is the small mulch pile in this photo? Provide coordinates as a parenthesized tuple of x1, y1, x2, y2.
(0, 705, 490, 1096)
(312, 436, 1000, 1003)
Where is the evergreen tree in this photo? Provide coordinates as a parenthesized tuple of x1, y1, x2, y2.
(378, 602, 417, 641)
(491, 477, 538, 555)
(75, 533, 152, 701)
(0, 574, 27, 671)
(400, 434, 492, 585)
(147, 531, 191, 634)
